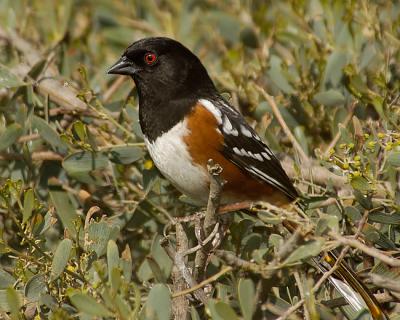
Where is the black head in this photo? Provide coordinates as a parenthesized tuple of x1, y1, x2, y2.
(108, 37, 217, 101)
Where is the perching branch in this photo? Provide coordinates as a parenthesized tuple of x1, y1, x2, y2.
(193, 159, 225, 281)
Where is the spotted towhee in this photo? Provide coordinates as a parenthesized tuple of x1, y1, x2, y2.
(108, 37, 386, 319)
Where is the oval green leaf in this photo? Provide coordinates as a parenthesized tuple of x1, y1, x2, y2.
(284, 240, 324, 265)
(145, 284, 171, 320)
(32, 115, 67, 152)
(107, 240, 119, 285)
(23, 188, 35, 223)
(0, 64, 26, 89)
(69, 291, 112, 317)
(0, 123, 23, 151)
(50, 239, 72, 281)
(107, 145, 144, 165)
(238, 279, 255, 320)
(207, 300, 239, 320)
(314, 89, 345, 107)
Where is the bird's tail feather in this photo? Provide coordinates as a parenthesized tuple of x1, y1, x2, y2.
(282, 218, 387, 319)
(321, 252, 388, 320)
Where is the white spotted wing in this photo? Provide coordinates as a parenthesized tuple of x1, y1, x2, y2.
(200, 98, 298, 200)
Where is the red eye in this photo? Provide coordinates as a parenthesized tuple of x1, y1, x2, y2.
(144, 52, 157, 65)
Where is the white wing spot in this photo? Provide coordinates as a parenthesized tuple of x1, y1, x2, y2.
(261, 152, 271, 160)
(223, 116, 239, 136)
(254, 153, 263, 161)
(199, 99, 222, 124)
(240, 148, 249, 157)
(224, 116, 232, 130)
(241, 125, 252, 137)
(263, 147, 273, 156)
(233, 147, 241, 156)
(253, 134, 261, 141)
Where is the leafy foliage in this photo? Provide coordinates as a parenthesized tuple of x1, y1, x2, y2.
(0, 0, 399, 319)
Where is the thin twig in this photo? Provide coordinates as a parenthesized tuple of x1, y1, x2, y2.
(182, 223, 220, 257)
(0, 151, 63, 161)
(322, 292, 397, 309)
(103, 76, 128, 102)
(256, 85, 309, 164)
(331, 233, 400, 267)
(323, 102, 356, 157)
(294, 272, 311, 320)
(172, 266, 232, 298)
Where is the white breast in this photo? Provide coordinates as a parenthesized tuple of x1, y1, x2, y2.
(144, 120, 210, 203)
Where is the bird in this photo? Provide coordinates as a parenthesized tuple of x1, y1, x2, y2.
(108, 37, 386, 319)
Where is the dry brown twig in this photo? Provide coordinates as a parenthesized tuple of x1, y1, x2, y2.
(331, 233, 400, 267)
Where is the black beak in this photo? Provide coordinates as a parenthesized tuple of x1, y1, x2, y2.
(107, 56, 136, 75)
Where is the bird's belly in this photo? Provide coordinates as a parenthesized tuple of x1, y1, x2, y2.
(144, 121, 210, 203)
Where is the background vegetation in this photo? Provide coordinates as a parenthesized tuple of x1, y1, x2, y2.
(0, 0, 399, 319)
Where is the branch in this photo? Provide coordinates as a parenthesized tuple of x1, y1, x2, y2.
(172, 223, 190, 319)
(255, 85, 309, 164)
(322, 292, 397, 309)
(0, 151, 63, 161)
(193, 160, 225, 281)
(330, 233, 400, 267)
(172, 266, 232, 299)
(0, 27, 88, 115)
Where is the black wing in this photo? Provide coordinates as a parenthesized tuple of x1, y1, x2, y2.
(210, 98, 298, 200)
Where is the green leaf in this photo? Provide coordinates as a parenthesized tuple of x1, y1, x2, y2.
(344, 206, 362, 222)
(0, 64, 26, 89)
(387, 151, 400, 167)
(207, 300, 239, 320)
(0, 123, 23, 151)
(72, 120, 87, 141)
(6, 287, 21, 317)
(284, 240, 324, 264)
(323, 51, 349, 88)
(238, 279, 255, 320)
(50, 239, 72, 281)
(150, 235, 172, 281)
(24, 274, 46, 302)
(145, 284, 171, 320)
(146, 257, 166, 283)
(350, 176, 371, 192)
(314, 89, 345, 107)
(69, 291, 112, 317)
(268, 56, 294, 94)
(49, 188, 78, 234)
(107, 145, 144, 165)
(62, 151, 110, 184)
(87, 221, 119, 256)
(316, 215, 339, 235)
(0, 269, 15, 290)
(107, 240, 119, 288)
(368, 212, 400, 225)
(121, 244, 133, 282)
(22, 188, 35, 223)
(32, 115, 67, 152)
